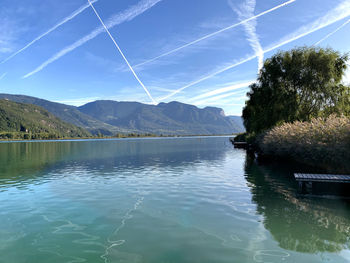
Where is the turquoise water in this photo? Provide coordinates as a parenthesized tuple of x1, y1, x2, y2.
(0, 137, 349, 262)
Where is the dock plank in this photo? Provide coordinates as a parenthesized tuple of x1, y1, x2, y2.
(294, 173, 350, 183)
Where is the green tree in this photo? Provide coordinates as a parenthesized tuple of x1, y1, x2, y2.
(243, 47, 349, 134)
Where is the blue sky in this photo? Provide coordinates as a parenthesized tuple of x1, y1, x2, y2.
(0, 0, 350, 116)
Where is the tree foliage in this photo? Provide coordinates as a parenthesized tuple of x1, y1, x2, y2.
(0, 99, 91, 139)
(243, 47, 350, 134)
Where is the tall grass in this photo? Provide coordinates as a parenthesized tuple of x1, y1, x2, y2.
(259, 115, 350, 173)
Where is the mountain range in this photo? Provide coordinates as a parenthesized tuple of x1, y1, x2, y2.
(0, 94, 244, 135)
(0, 99, 90, 138)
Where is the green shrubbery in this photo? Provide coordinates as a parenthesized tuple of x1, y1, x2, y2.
(243, 47, 349, 134)
(258, 115, 350, 173)
(0, 132, 86, 140)
(237, 47, 350, 172)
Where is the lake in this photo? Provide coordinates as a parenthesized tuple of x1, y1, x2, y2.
(0, 137, 349, 263)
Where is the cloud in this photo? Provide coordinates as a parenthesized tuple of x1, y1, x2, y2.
(85, 52, 125, 73)
(229, 0, 264, 72)
(54, 96, 101, 106)
(314, 18, 350, 45)
(0, 73, 7, 80)
(22, 0, 163, 79)
(0, 17, 20, 54)
(54, 92, 155, 106)
(149, 86, 180, 93)
(161, 0, 350, 101)
(133, 0, 296, 69)
(1, 0, 98, 64)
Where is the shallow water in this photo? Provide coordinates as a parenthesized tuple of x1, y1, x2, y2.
(0, 137, 349, 263)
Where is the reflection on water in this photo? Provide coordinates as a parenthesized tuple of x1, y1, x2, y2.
(0, 137, 349, 263)
(245, 157, 350, 254)
(0, 141, 72, 184)
(0, 138, 226, 188)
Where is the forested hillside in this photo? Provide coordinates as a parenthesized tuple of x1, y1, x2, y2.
(0, 99, 91, 139)
(0, 94, 121, 135)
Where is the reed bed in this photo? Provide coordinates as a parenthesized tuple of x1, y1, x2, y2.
(259, 115, 350, 173)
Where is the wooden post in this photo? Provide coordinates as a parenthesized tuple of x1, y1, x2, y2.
(298, 181, 304, 194)
(306, 181, 313, 194)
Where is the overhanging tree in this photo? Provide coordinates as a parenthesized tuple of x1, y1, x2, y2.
(243, 47, 349, 134)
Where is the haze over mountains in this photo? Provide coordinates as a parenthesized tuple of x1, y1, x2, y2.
(0, 94, 244, 135)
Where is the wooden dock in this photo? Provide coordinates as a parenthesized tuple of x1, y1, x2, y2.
(233, 142, 248, 148)
(294, 173, 350, 194)
(229, 138, 248, 149)
(294, 173, 350, 183)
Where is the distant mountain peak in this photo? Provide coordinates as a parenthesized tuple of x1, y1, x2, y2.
(78, 100, 244, 135)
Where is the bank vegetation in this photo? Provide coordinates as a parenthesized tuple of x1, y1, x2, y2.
(236, 47, 350, 173)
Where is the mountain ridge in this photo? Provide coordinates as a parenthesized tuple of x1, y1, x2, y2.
(0, 93, 245, 135)
(0, 94, 124, 135)
(78, 100, 244, 135)
(0, 99, 90, 139)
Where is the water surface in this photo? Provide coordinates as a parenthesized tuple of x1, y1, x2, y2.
(0, 137, 349, 262)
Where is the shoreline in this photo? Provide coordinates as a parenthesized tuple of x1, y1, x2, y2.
(0, 134, 236, 143)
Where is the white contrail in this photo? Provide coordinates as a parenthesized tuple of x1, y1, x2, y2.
(87, 0, 156, 104)
(192, 89, 247, 106)
(229, 0, 264, 72)
(161, 0, 350, 101)
(265, 0, 350, 52)
(1, 0, 98, 64)
(0, 72, 7, 80)
(133, 0, 296, 69)
(188, 81, 254, 102)
(22, 0, 162, 79)
(314, 18, 350, 45)
(159, 55, 256, 101)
